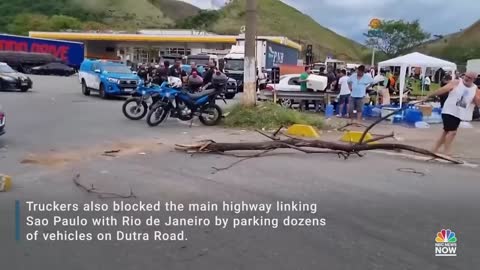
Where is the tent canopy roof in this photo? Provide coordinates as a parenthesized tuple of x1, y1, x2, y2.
(378, 52, 457, 69)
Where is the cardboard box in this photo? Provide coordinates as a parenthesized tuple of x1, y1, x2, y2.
(418, 105, 433, 117)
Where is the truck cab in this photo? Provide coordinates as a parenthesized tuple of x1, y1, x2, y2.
(79, 59, 141, 99)
(224, 46, 245, 91)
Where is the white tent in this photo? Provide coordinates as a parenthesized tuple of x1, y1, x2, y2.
(378, 52, 457, 107)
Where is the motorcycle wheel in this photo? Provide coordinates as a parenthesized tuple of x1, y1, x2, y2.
(199, 104, 222, 126)
(122, 98, 148, 120)
(146, 104, 169, 127)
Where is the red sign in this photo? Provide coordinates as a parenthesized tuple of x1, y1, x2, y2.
(0, 40, 69, 62)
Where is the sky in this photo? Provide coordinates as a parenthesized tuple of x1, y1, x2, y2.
(181, 0, 479, 43)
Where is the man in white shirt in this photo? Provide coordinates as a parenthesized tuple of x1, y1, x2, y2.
(422, 71, 480, 156)
(336, 69, 350, 117)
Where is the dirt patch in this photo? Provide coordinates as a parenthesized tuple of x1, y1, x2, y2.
(20, 140, 165, 168)
(21, 155, 72, 167)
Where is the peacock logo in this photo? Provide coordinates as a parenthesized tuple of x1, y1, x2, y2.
(435, 229, 458, 257)
(435, 229, 457, 243)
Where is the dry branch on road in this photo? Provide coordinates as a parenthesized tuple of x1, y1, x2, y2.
(176, 107, 462, 168)
(175, 137, 461, 164)
(73, 174, 136, 199)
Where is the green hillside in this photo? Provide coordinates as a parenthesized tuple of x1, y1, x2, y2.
(418, 20, 480, 64)
(150, 0, 201, 21)
(210, 0, 366, 61)
(0, 0, 365, 61)
(0, 0, 200, 34)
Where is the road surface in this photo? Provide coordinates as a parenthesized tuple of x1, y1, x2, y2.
(0, 75, 478, 270)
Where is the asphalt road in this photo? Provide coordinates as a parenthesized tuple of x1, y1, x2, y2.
(1, 75, 479, 269)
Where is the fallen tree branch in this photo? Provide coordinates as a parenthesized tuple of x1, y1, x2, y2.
(256, 129, 279, 141)
(72, 174, 136, 199)
(175, 138, 462, 164)
(273, 125, 284, 137)
(358, 109, 402, 144)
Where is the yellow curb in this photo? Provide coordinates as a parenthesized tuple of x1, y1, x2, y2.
(340, 131, 375, 144)
(286, 124, 320, 138)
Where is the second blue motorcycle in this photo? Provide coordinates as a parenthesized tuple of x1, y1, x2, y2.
(146, 78, 225, 127)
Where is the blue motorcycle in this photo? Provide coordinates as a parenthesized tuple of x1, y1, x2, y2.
(146, 81, 225, 127)
(122, 81, 167, 120)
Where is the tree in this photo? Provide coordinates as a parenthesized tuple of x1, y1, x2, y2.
(48, 15, 82, 31)
(6, 13, 52, 35)
(176, 10, 221, 31)
(364, 19, 430, 57)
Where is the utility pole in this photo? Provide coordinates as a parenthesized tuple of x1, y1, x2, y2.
(242, 0, 257, 106)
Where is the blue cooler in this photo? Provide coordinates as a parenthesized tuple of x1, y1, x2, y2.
(362, 105, 373, 118)
(404, 108, 423, 124)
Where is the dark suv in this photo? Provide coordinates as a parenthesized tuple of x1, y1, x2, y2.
(0, 62, 32, 92)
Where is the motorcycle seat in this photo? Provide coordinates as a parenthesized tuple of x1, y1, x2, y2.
(187, 89, 216, 100)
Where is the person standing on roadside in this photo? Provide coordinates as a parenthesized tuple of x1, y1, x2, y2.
(298, 66, 311, 111)
(348, 65, 373, 122)
(422, 71, 480, 156)
(336, 69, 350, 117)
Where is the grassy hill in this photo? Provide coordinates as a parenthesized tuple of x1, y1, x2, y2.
(150, 0, 201, 21)
(210, 0, 366, 61)
(418, 20, 480, 65)
(0, 0, 365, 61)
(0, 0, 200, 34)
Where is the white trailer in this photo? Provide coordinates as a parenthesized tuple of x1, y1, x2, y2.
(467, 59, 480, 73)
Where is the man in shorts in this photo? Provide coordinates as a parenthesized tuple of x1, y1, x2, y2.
(348, 65, 373, 122)
(422, 71, 480, 156)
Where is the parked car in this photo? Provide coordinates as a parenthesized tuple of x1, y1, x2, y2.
(31, 62, 75, 76)
(225, 78, 238, 99)
(0, 62, 33, 92)
(0, 108, 5, 136)
(262, 74, 328, 108)
(265, 74, 328, 92)
(79, 59, 141, 99)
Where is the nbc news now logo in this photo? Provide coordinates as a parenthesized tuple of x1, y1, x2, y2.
(435, 229, 457, 257)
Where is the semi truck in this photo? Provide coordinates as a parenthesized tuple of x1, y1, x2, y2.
(0, 34, 84, 70)
(223, 38, 300, 91)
